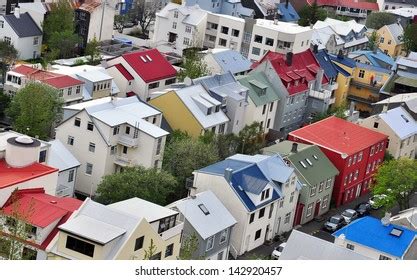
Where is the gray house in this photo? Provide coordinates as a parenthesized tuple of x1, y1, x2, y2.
(168, 191, 237, 260)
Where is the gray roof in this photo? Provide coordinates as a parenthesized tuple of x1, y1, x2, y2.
(385, 23, 404, 44)
(168, 191, 237, 240)
(193, 72, 248, 101)
(280, 230, 372, 260)
(47, 139, 80, 172)
(209, 49, 252, 75)
(379, 107, 417, 139)
(3, 12, 42, 37)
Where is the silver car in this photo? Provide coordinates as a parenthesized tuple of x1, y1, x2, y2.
(341, 209, 359, 224)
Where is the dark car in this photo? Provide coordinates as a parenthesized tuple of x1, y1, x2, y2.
(355, 202, 371, 217)
(323, 215, 346, 232)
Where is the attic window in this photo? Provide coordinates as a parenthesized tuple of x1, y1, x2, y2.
(313, 155, 318, 160)
(299, 161, 307, 168)
(306, 158, 313, 166)
(390, 228, 403, 237)
(198, 204, 210, 215)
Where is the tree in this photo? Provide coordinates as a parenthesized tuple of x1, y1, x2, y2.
(95, 166, 177, 205)
(298, 2, 327, 27)
(178, 233, 200, 260)
(372, 158, 417, 211)
(42, 0, 79, 58)
(199, 132, 240, 160)
(144, 239, 157, 260)
(312, 102, 348, 123)
(403, 23, 417, 54)
(6, 83, 63, 140)
(130, 0, 158, 36)
(368, 30, 381, 52)
(85, 37, 101, 64)
(238, 122, 266, 155)
(365, 12, 397, 30)
(0, 91, 10, 119)
(114, 14, 130, 33)
(0, 40, 18, 84)
(177, 48, 210, 82)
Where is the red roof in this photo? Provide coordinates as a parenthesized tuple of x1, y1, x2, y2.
(253, 49, 328, 95)
(308, 0, 379, 11)
(42, 75, 84, 89)
(12, 65, 38, 75)
(113, 63, 134, 81)
(289, 116, 388, 155)
(121, 49, 177, 83)
(0, 160, 58, 189)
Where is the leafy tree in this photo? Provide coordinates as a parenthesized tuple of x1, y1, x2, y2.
(238, 122, 266, 155)
(312, 102, 348, 123)
(298, 2, 327, 27)
(114, 14, 130, 33)
(6, 83, 63, 140)
(368, 30, 381, 52)
(144, 239, 157, 260)
(95, 166, 177, 205)
(0, 91, 10, 119)
(365, 12, 397, 30)
(0, 40, 18, 84)
(41, 49, 59, 70)
(85, 37, 101, 64)
(178, 233, 201, 260)
(403, 23, 417, 54)
(199, 132, 240, 160)
(130, 0, 158, 36)
(372, 158, 417, 211)
(177, 48, 210, 82)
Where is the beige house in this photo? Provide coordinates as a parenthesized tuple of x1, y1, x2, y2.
(359, 106, 417, 159)
(46, 198, 183, 260)
(376, 23, 404, 57)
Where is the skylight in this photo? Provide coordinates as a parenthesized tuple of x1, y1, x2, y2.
(306, 158, 313, 166)
(299, 161, 307, 168)
(390, 228, 403, 237)
(313, 155, 318, 160)
(140, 56, 147, 63)
(198, 204, 210, 216)
(145, 55, 152, 62)
(400, 114, 409, 123)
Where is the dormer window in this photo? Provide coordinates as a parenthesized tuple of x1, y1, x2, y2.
(261, 189, 270, 201)
(207, 107, 212, 115)
(215, 105, 220, 112)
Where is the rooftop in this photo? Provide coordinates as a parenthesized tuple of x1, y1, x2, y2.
(348, 50, 395, 69)
(237, 72, 280, 106)
(277, 2, 300, 22)
(3, 12, 42, 38)
(378, 107, 417, 140)
(309, 0, 379, 11)
(204, 49, 252, 75)
(47, 139, 80, 172)
(255, 19, 312, 34)
(158, 3, 208, 26)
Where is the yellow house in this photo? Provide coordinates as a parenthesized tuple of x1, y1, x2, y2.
(377, 23, 405, 57)
(329, 54, 355, 107)
(46, 198, 183, 260)
(149, 84, 229, 138)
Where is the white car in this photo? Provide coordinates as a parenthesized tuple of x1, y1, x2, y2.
(271, 243, 286, 260)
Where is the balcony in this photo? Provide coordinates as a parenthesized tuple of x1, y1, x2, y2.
(351, 79, 383, 91)
(114, 154, 134, 167)
(56, 185, 74, 197)
(309, 89, 332, 100)
(336, 9, 367, 18)
(325, 82, 339, 91)
(347, 94, 378, 105)
(159, 223, 183, 241)
(117, 135, 139, 148)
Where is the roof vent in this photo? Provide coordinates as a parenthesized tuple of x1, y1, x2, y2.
(381, 212, 392, 226)
(50, 200, 57, 204)
(400, 114, 409, 123)
(15, 136, 34, 145)
(306, 158, 313, 166)
(299, 160, 307, 168)
(313, 155, 318, 160)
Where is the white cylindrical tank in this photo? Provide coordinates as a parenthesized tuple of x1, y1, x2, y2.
(5, 136, 41, 168)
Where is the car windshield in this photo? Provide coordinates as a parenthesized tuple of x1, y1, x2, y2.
(343, 211, 353, 217)
(358, 205, 366, 210)
(329, 217, 340, 223)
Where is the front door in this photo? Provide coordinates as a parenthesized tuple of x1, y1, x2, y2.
(265, 225, 270, 242)
(314, 200, 321, 217)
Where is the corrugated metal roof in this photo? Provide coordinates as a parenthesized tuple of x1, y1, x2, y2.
(47, 139, 80, 172)
(379, 107, 417, 140)
(211, 49, 252, 75)
(237, 72, 280, 107)
(3, 12, 42, 37)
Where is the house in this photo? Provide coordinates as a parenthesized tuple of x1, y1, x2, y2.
(185, 0, 254, 18)
(346, 50, 394, 115)
(390, 208, 417, 231)
(201, 49, 252, 76)
(248, 19, 312, 61)
(240, 0, 277, 19)
(328, 52, 357, 107)
(359, 107, 417, 159)
(149, 84, 229, 137)
(334, 216, 417, 260)
(372, 92, 417, 119)
(279, 230, 371, 260)
(385, 7, 417, 28)
(55, 96, 169, 197)
(236, 72, 280, 133)
(0, 9, 42, 60)
(193, 72, 249, 134)
(377, 23, 405, 57)
(288, 116, 388, 207)
(3, 65, 85, 105)
(263, 141, 339, 225)
(47, 197, 183, 260)
(192, 153, 299, 258)
(168, 191, 237, 260)
(104, 49, 177, 101)
(382, 0, 417, 11)
(0, 188, 82, 260)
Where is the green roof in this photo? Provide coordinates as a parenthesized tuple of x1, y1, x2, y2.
(263, 141, 339, 186)
(237, 72, 280, 107)
(395, 76, 417, 88)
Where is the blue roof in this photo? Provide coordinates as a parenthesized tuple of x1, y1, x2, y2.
(329, 54, 356, 69)
(212, 50, 252, 75)
(314, 50, 339, 79)
(356, 62, 392, 74)
(333, 216, 417, 258)
(277, 3, 300, 22)
(350, 50, 395, 69)
(334, 64, 351, 77)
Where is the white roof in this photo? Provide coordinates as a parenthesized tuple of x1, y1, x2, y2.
(255, 19, 311, 34)
(385, 23, 404, 44)
(344, 36, 369, 48)
(174, 84, 229, 129)
(386, 7, 417, 18)
(375, 92, 417, 104)
(168, 191, 236, 240)
(379, 107, 417, 140)
(391, 208, 417, 230)
(311, 26, 345, 49)
(47, 139, 80, 171)
(64, 97, 169, 138)
(109, 197, 178, 222)
(280, 230, 371, 260)
(157, 3, 207, 26)
(76, 69, 113, 82)
(314, 18, 366, 37)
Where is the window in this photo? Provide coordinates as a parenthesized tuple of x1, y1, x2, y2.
(173, 11, 178, 18)
(249, 213, 255, 223)
(284, 212, 291, 224)
(370, 146, 375, 156)
(76, 85, 81, 94)
(306, 203, 314, 217)
(358, 152, 363, 162)
(254, 35, 263, 43)
(269, 203, 274, 219)
(156, 138, 163, 155)
(251, 47, 261, 56)
(172, 22, 177, 29)
(158, 215, 176, 233)
(185, 25, 191, 33)
(33, 37, 39, 45)
(265, 37, 274, 46)
(326, 178, 332, 189)
(380, 37, 384, 43)
(221, 26, 229, 34)
(134, 236, 144, 251)
(87, 121, 94, 131)
(86, 163, 93, 175)
(0, 20, 3, 28)
(219, 228, 228, 244)
(322, 195, 329, 209)
(232, 29, 239, 37)
(206, 236, 214, 251)
(262, 104, 266, 115)
(113, 126, 120, 135)
(39, 150, 47, 163)
(279, 200, 284, 208)
(165, 78, 176, 85)
(110, 146, 117, 155)
(122, 146, 128, 154)
(353, 170, 359, 180)
(218, 38, 227, 47)
(358, 70, 365, 78)
(59, 89, 63, 97)
(254, 229, 261, 240)
(310, 185, 317, 197)
(149, 82, 159, 89)
(379, 255, 391, 260)
(353, 154, 357, 164)
(165, 243, 174, 257)
(346, 244, 354, 250)
(259, 207, 265, 218)
(318, 181, 324, 193)
(267, 118, 271, 128)
(4, 36, 11, 45)
(68, 170, 75, 182)
(260, 188, 270, 201)
(88, 142, 95, 153)
(348, 157, 352, 166)
(183, 37, 190, 46)
(66, 236, 95, 257)
(67, 136, 74, 146)
(283, 41, 291, 48)
(344, 176, 348, 185)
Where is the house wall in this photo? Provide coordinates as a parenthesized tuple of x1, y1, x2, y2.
(243, 98, 278, 133)
(334, 236, 398, 260)
(204, 13, 245, 52)
(334, 73, 351, 107)
(377, 25, 404, 57)
(87, 4, 115, 42)
(56, 167, 78, 197)
(105, 66, 131, 96)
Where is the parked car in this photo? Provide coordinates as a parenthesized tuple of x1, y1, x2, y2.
(323, 215, 346, 232)
(369, 195, 387, 209)
(355, 202, 371, 217)
(271, 243, 287, 260)
(341, 209, 358, 224)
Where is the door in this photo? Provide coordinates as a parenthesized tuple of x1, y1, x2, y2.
(275, 217, 281, 235)
(264, 225, 270, 242)
(356, 183, 362, 198)
(168, 32, 177, 43)
(314, 200, 321, 217)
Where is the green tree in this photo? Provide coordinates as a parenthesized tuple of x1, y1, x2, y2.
(238, 122, 266, 155)
(199, 132, 240, 160)
(0, 40, 18, 84)
(403, 23, 417, 54)
(143, 239, 157, 260)
(114, 14, 129, 33)
(0, 91, 10, 119)
(298, 2, 327, 27)
(365, 12, 397, 30)
(178, 233, 201, 260)
(95, 166, 177, 205)
(368, 30, 381, 52)
(177, 48, 209, 82)
(312, 102, 348, 123)
(6, 83, 63, 140)
(372, 158, 417, 211)
(43, 0, 79, 58)
(85, 37, 101, 64)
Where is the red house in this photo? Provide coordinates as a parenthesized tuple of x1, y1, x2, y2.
(288, 116, 388, 207)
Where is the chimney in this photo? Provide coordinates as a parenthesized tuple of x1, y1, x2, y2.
(14, 7, 20, 19)
(291, 142, 298, 153)
(313, 44, 319, 53)
(224, 168, 233, 182)
(286, 52, 293, 66)
(315, 68, 324, 91)
(337, 49, 344, 59)
(285, 0, 289, 8)
(382, 103, 388, 113)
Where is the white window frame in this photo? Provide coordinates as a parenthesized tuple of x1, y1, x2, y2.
(219, 228, 228, 244)
(206, 236, 214, 251)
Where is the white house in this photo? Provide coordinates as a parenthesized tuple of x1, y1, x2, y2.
(0, 9, 42, 60)
(192, 153, 299, 258)
(55, 96, 169, 197)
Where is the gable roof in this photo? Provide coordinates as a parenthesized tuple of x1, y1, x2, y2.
(158, 3, 207, 26)
(348, 50, 395, 69)
(314, 50, 339, 80)
(329, 53, 356, 69)
(237, 72, 280, 106)
(207, 49, 252, 75)
(3, 12, 42, 38)
(289, 116, 388, 155)
(277, 2, 300, 22)
(47, 139, 80, 172)
(111, 64, 134, 81)
(384, 23, 404, 45)
(378, 107, 417, 140)
(169, 191, 236, 240)
(333, 216, 417, 258)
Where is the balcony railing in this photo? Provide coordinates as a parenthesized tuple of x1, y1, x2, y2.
(336, 10, 367, 18)
(118, 135, 139, 148)
(308, 89, 332, 100)
(351, 79, 383, 91)
(114, 154, 134, 167)
(56, 185, 74, 197)
(159, 223, 183, 241)
(325, 82, 339, 91)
